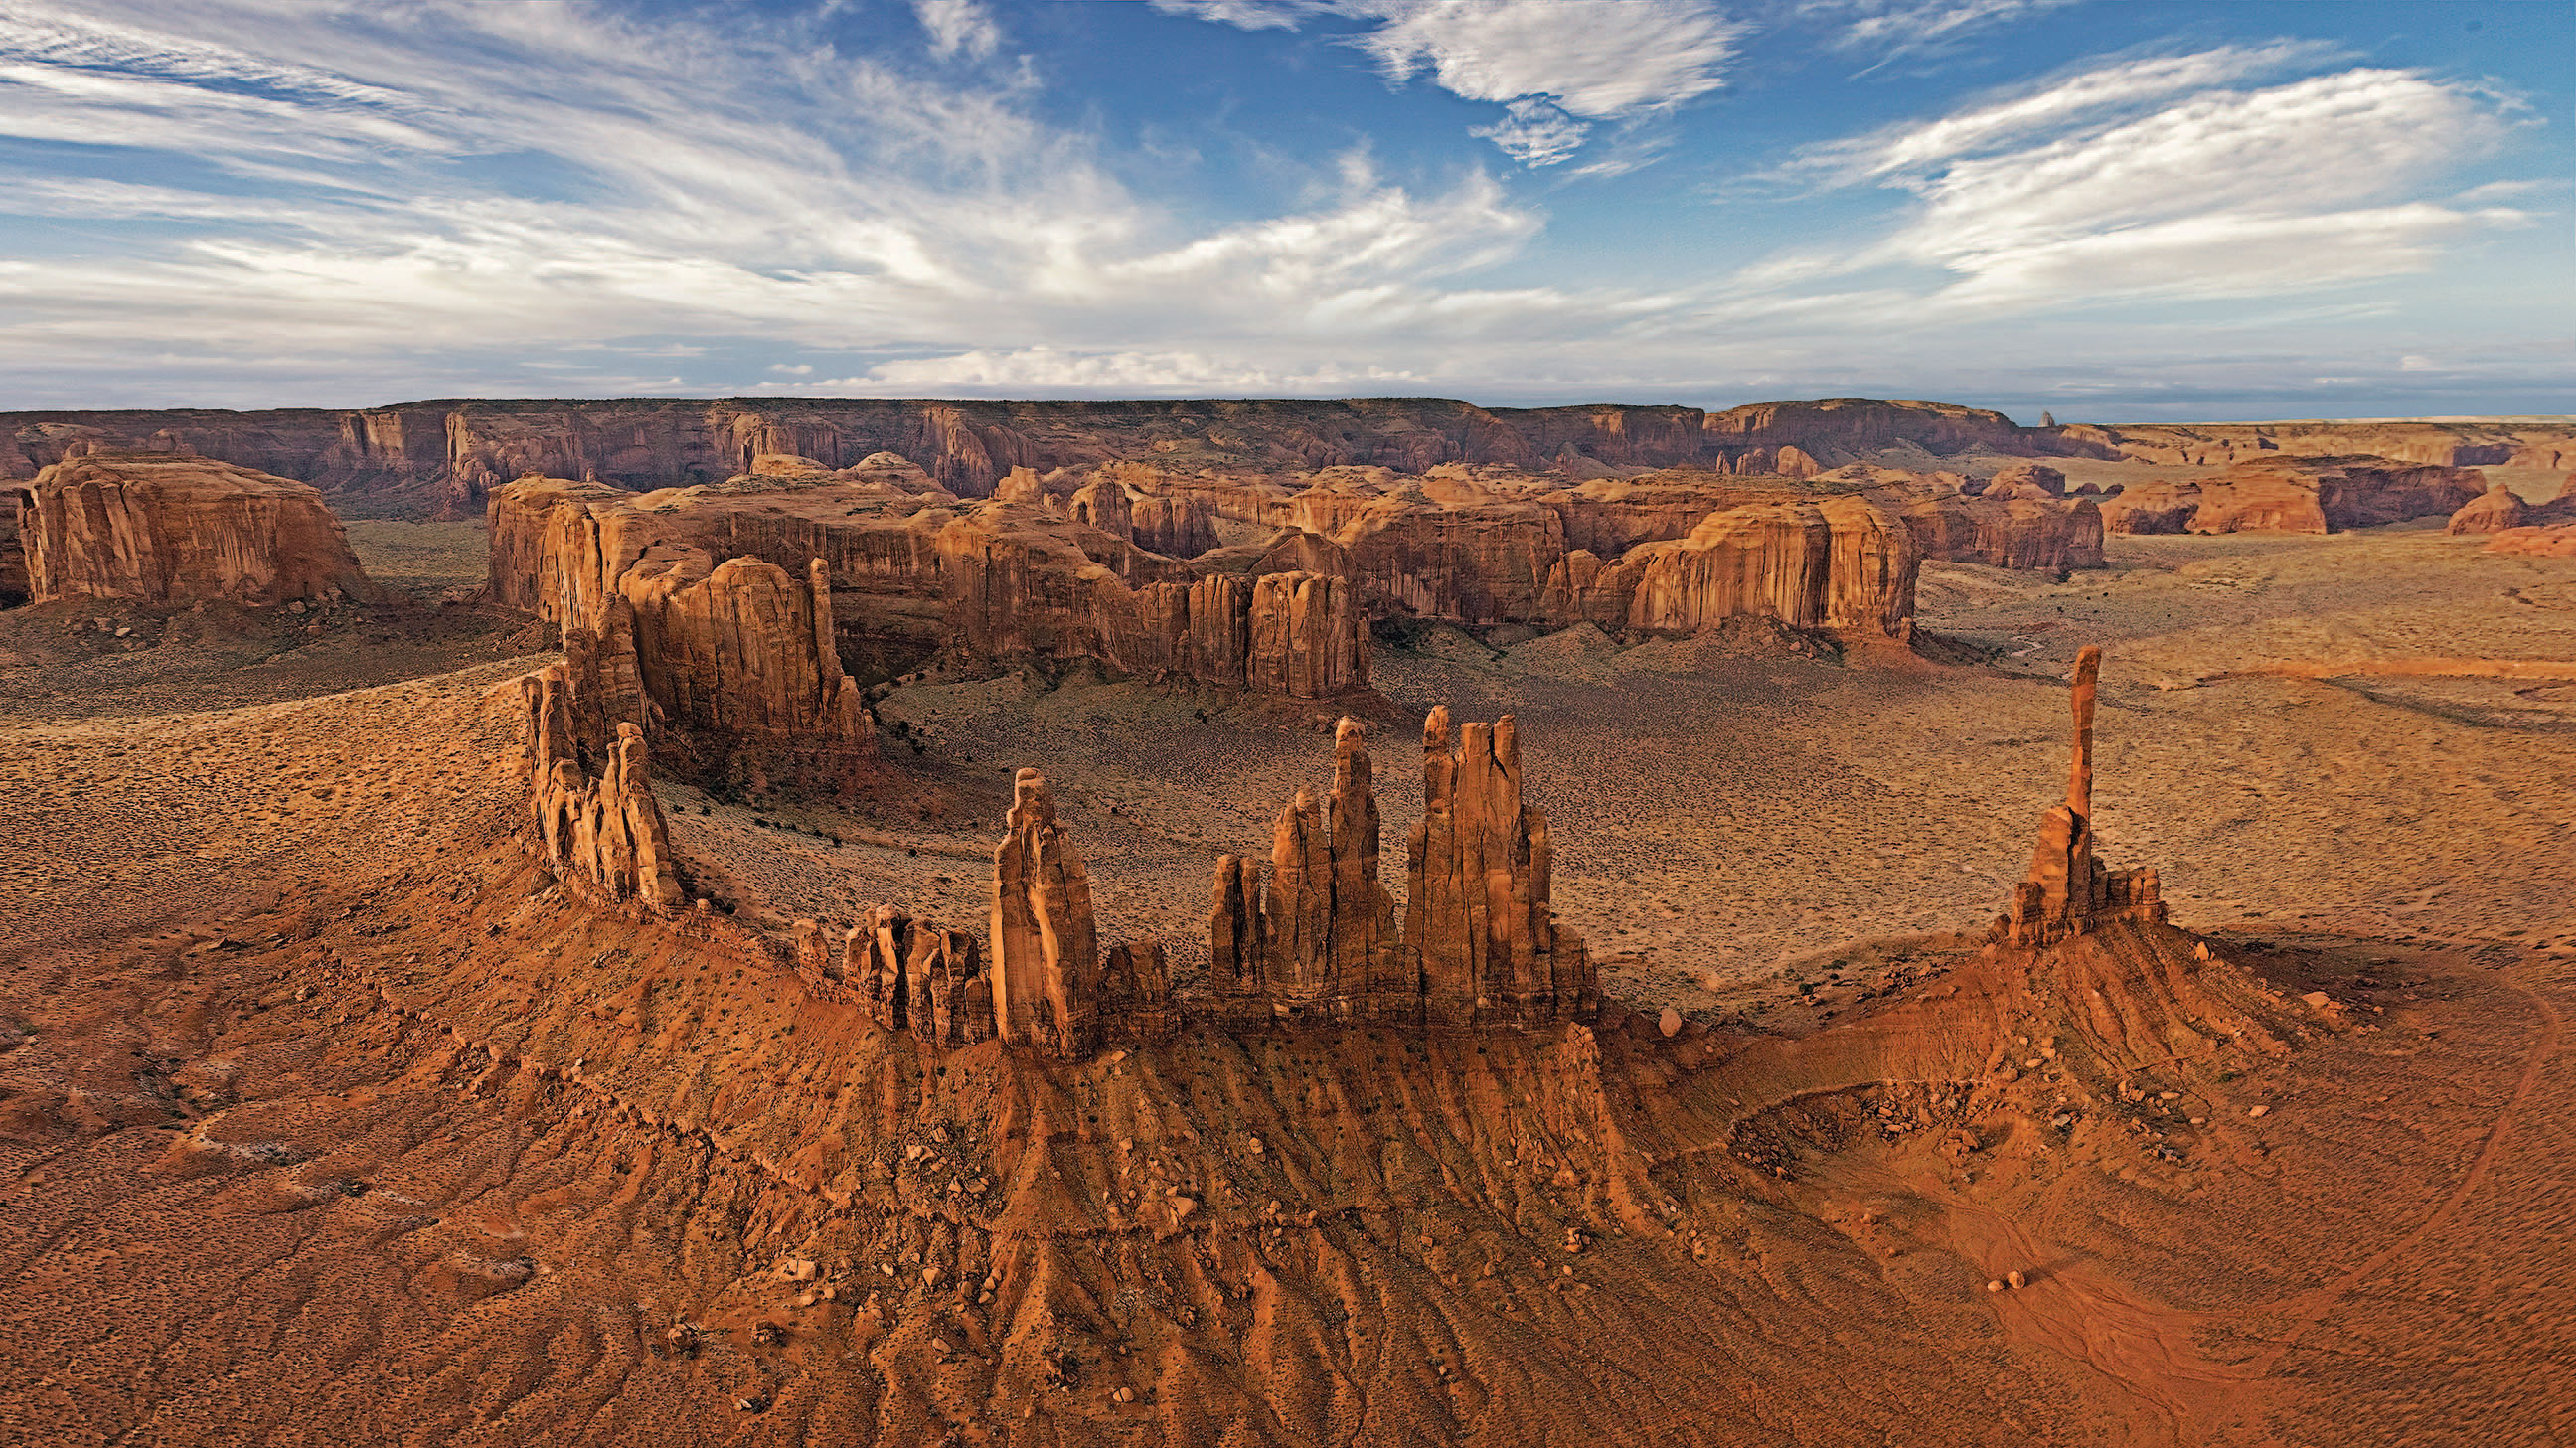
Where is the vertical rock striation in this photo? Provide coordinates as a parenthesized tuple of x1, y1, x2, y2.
(11, 453, 379, 606)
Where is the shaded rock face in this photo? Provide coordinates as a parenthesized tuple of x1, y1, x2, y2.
(8, 395, 2110, 517)
(8, 453, 378, 606)
(1211, 714, 1596, 1029)
(1996, 646, 2164, 946)
(518, 665, 683, 909)
(2100, 457, 2488, 536)
(1895, 491, 2104, 572)
(796, 910, 995, 1050)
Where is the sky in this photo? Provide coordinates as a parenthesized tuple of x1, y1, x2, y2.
(0, 0, 2566, 420)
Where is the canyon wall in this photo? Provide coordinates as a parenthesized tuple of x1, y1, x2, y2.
(6, 452, 379, 607)
(2082, 418, 2576, 471)
(13, 396, 2111, 518)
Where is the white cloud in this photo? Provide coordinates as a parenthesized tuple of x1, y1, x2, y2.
(1757, 54, 2526, 315)
(859, 346, 1427, 393)
(913, 0, 1001, 61)
(1155, 0, 1739, 166)
(1805, 0, 2077, 61)
(1472, 96, 1591, 165)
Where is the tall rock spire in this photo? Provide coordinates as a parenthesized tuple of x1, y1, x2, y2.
(2000, 645, 2163, 944)
(990, 768, 1102, 1057)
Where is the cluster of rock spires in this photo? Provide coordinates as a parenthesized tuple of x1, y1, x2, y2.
(518, 663, 684, 910)
(1995, 646, 2165, 946)
(1210, 713, 1594, 1027)
(515, 637, 1589, 1054)
(2, 452, 378, 607)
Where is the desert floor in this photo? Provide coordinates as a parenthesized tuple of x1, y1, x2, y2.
(1, 511, 2569, 1447)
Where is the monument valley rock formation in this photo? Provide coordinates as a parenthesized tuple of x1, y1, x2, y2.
(9, 393, 2576, 1448)
(2450, 476, 2576, 535)
(6, 395, 2113, 517)
(2080, 416, 2576, 470)
(4, 452, 380, 607)
(2097, 455, 2489, 535)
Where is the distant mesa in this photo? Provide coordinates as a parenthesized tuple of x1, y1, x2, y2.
(3, 451, 380, 608)
(2099, 456, 2488, 536)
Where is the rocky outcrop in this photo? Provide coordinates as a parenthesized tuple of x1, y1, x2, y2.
(8, 452, 378, 606)
(2100, 457, 2488, 536)
(2447, 484, 2526, 535)
(2451, 477, 2576, 536)
(596, 554, 878, 795)
(798, 909, 995, 1049)
(1895, 492, 2104, 571)
(1540, 495, 1919, 638)
(492, 472, 1372, 703)
(1995, 647, 2163, 946)
(518, 663, 684, 909)
(990, 769, 1105, 1059)
(2485, 524, 2576, 558)
(0, 503, 25, 606)
(1211, 712, 1595, 1029)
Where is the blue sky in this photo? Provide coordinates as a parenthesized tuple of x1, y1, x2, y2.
(0, 0, 2566, 419)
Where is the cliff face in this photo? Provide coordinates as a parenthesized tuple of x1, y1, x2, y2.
(6, 452, 378, 606)
(1896, 492, 2105, 571)
(2100, 457, 2488, 535)
(12, 395, 2110, 518)
(2448, 477, 2576, 535)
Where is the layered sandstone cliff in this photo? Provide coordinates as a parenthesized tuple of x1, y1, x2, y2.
(2099, 457, 2488, 536)
(6, 452, 378, 606)
(490, 469, 1372, 703)
(2083, 418, 2576, 471)
(2448, 477, 2576, 535)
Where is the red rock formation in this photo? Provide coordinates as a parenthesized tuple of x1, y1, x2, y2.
(9, 452, 378, 606)
(1543, 495, 1920, 638)
(0, 502, 25, 606)
(605, 554, 877, 794)
(1895, 491, 2105, 571)
(1980, 462, 2066, 501)
(1996, 647, 2164, 945)
(1212, 711, 1590, 1028)
(2446, 484, 2527, 534)
(2485, 524, 2576, 558)
(493, 472, 1371, 704)
(518, 664, 684, 909)
(2100, 457, 2488, 535)
(2090, 418, 2576, 470)
(990, 769, 1103, 1058)
(798, 909, 996, 1048)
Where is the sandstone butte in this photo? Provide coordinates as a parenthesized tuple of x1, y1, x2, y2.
(2096, 455, 2491, 536)
(2, 451, 380, 607)
(4, 394, 2115, 517)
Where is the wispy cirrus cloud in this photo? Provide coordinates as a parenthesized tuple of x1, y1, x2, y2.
(1153, 0, 1741, 166)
